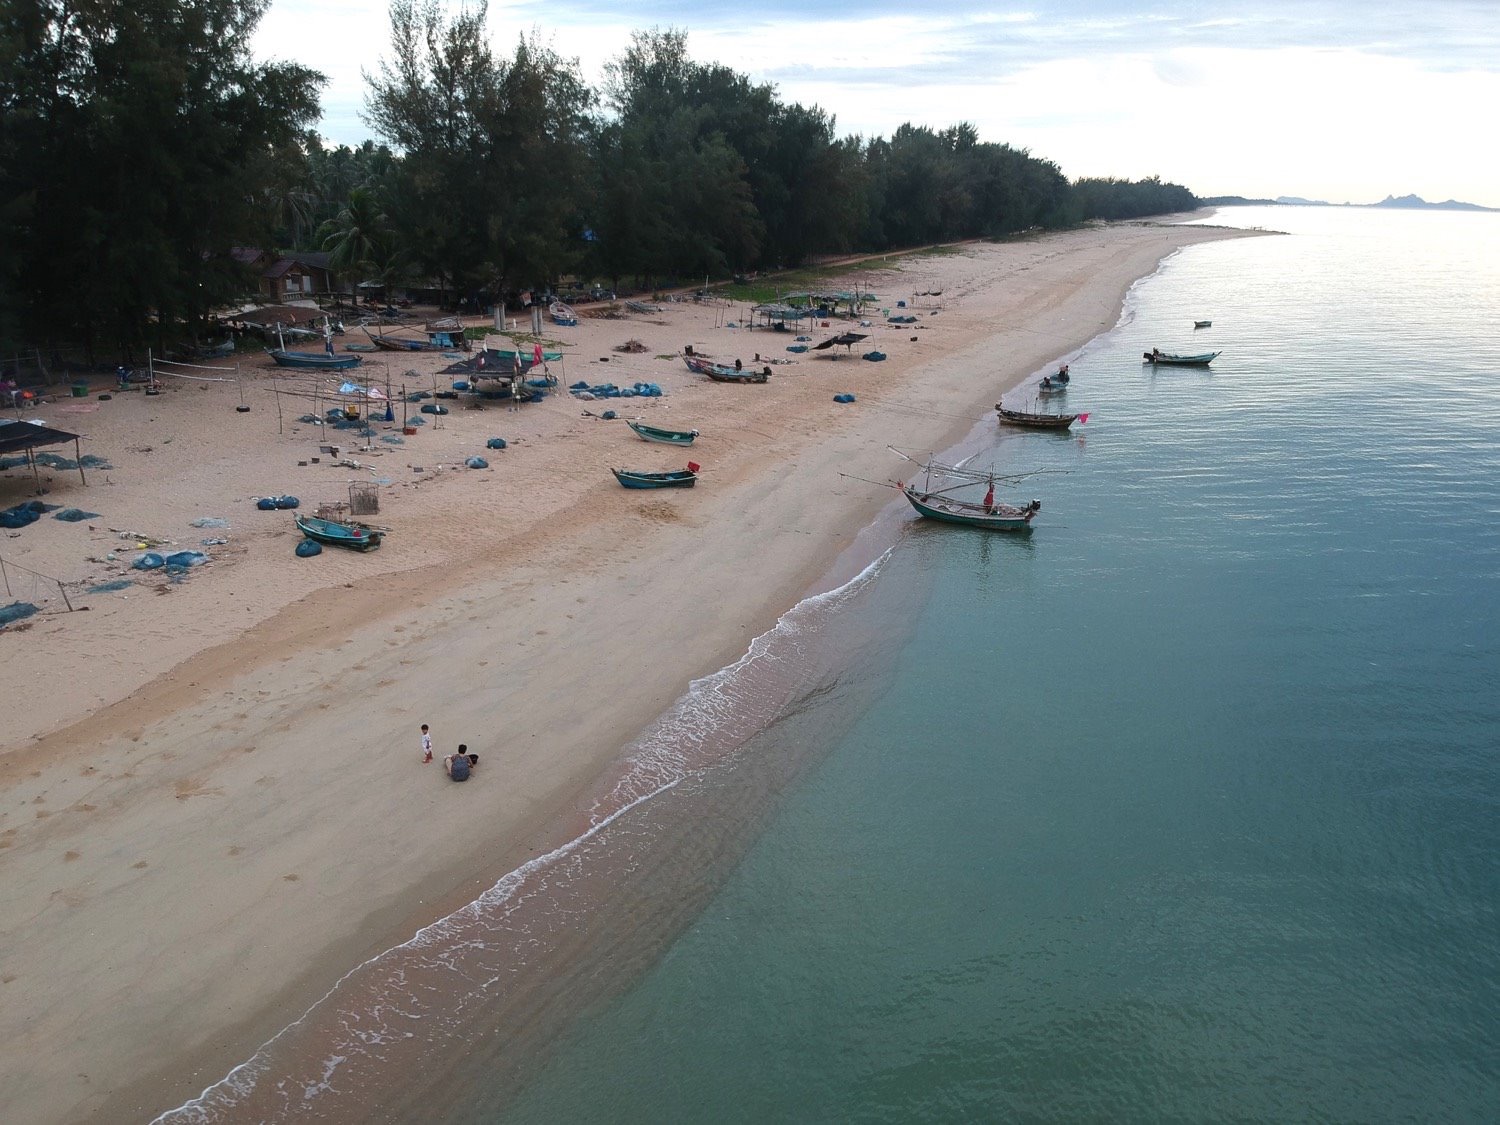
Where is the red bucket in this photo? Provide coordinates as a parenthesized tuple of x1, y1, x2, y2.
(687, 461, 701, 473)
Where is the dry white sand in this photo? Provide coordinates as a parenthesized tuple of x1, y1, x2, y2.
(0, 218, 1254, 1121)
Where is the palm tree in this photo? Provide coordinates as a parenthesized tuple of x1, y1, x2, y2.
(318, 188, 388, 304)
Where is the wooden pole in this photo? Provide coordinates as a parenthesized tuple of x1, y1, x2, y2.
(74, 437, 86, 485)
(28, 447, 41, 494)
(0, 553, 11, 596)
(57, 578, 73, 612)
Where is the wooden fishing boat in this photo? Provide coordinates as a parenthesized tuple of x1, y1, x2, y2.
(550, 301, 579, 327)
(1143, 349, 1219, 366)
(996, 404, 1088, 430)
(611, 467, 698, 489)
(902, 486, 1040, 530)
(627, 419, 699, 445)
(365, 326, 439, 352)
(1194, 320, 1212, 328)
(705, 366, 768, 384)
(294, 514, 384, 550)
(268, 349, 363, 370)
(889, 449, 1043, 532)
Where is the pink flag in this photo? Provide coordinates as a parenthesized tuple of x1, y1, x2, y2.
(533, 342, 544, 366)
(1077, 412, 1090, 424)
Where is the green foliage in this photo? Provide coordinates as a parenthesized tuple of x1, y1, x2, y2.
(1072, 176, 1199, 221)
(2, 10, 1207, 349)
(364, 1, 593, 302)
(0, 0, 323, 354)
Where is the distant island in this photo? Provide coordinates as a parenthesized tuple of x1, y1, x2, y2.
(1203, 193, 1497, 212)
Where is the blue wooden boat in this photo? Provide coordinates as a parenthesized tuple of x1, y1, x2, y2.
(612, 467, 698, 489)
(1143, 349, 1219, 366)
(294, 514, 383, 550)
(627, 420, 699, 446)
(550, 301, 579, 327)
(268, 349, 363, 370)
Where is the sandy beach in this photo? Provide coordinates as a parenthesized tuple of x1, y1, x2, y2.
(0, 217, 1253, 1121)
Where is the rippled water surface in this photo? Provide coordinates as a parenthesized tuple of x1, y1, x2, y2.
(488, 208, 1500, 1123)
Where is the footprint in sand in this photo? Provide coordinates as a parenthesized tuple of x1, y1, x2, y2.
(131, 860, 147, 869)
(227, 845, 243, 856)
(64, 850, 81, 861)
(283, 873, 300, 882)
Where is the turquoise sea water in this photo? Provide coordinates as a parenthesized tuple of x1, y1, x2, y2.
(486, 208, 1500, 1123)
(158, 208, 1500, 1122)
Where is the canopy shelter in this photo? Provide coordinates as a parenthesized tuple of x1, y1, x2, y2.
(0, 420, 89, 490)
(442, 345, 564, 405)
(812, 331, 869, 356)
(780, 290, 874, 318)
(749, 303, 817, 331)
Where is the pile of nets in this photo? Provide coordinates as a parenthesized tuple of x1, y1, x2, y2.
(569, 381, 664, 400)
(0, 500, 55, 529)
(833, 393, 857, 404)
(0, 602, 38, 627)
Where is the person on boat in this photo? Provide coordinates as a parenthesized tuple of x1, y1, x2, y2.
(734, 357, 743, 372)
(444, 745, 477, 781)
(983, 482, 996, 514)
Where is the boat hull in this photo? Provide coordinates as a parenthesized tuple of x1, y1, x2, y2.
(902, 487, 1037, 531)
(996, 406, 1079, 430)
(627, 420, 699, 445)
(269, 350, 363, 370)
(612, 468, 697, 489)
(294, 515, 383, 550)
(1144, 350, 1219, 366)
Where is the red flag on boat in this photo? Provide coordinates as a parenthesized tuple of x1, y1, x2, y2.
(983, 483, 995, 513)
(533, 342, 544, 366)
(1077, 413, 1090, 424)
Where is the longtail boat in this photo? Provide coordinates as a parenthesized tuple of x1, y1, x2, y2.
(1144, 350, 1219, 366)
(889, 448, 1044, 532)
(996, 403, 1088, 430)
(1194, 320, 1212, 328)
(627, 419, 699, 445)
(902, 486, 1040, 530)
(611, 466, 698, 489)
(550, 301, 579, 327)
(294, 514, 384, 551)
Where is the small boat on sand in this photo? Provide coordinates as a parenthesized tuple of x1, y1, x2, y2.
(1194, 320, 1212, 328)
(294, 514, 384, 551)
(627, 420, 699, 446)
(612, 466, 698, 489)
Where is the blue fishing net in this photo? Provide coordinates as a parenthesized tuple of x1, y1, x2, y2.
(0, 602, 38, 626)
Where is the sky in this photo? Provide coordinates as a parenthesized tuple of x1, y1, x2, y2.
(251, 0, 1500, 207)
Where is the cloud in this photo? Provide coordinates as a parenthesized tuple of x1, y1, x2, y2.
(254, 0, 1500, 205)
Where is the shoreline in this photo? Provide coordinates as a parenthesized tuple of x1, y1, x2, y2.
(0, 217, 1257, 1122)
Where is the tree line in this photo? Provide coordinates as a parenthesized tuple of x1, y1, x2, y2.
(0, 0, 1199, 356)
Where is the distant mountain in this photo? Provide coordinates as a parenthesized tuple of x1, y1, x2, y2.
(1369, 193, 1497, 212)
(1203, 193, 1496, 212)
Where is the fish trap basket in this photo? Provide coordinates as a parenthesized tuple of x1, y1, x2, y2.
(348, 482, 379, 515)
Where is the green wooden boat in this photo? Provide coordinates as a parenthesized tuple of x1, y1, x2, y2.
(612, 467, 698, 489)
(902, 486, 1039, 530)
(627, 419, 699, 446)
(294, 514, 384, 551)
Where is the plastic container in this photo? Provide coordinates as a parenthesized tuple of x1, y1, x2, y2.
(71, 383, 89, 397)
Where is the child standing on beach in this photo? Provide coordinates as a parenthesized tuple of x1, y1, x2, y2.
(421, 724, 433, 763)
